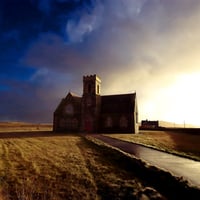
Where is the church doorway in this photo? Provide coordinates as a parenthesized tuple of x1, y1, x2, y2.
(84, 116, 93, 133)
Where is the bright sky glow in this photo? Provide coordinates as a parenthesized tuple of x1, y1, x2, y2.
(164, 73, 200, 125)
(140, 72, 200, 126)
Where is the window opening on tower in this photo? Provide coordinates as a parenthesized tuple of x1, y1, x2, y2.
(88, 84, 92, 93)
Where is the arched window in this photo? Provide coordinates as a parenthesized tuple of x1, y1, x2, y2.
(66, 118, 78, 129)
(120, 116, 128, 128)
(59, 118, 65, 128)
(88, 84, 92, 93)
(65, 104, 74, 115)
(71, 118, 78, 128)
(105, 116, 113, 128)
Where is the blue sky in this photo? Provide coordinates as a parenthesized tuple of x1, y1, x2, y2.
(1, 0, 200, 125)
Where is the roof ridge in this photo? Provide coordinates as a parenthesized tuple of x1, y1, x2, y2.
(67, 91, 81, 98)
(102, 92, 136, 97)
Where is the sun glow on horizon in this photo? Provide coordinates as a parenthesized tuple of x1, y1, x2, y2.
(141, 72, 200, 126)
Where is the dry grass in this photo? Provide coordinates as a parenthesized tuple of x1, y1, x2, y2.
(104, 131, 200, 161)
(0, 126, 165, 200)
(0, 122, 52, 132)
(2, 123, 198, 199)
(0, 134, 97, 200)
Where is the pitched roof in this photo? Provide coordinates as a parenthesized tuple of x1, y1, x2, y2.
(65, 92, 82, 104)
(66, 92, 81, 98)
(101, 93, 136, 114)
(54, 92, 81, 114)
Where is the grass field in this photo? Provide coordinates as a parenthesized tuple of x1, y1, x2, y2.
(104, 130, 200, 161)
(0, 122, 52, 132)
(0, 123, 200, 199)
(0, 128, 165, 200)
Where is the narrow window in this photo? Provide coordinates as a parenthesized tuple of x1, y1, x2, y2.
(120, 116, 128, 128)
(105, 117, 112, 128)
(88, 84, 91, 93)
(97, 85, 100, 94)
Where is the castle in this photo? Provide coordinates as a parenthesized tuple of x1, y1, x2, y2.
(53, 74, 139, 133)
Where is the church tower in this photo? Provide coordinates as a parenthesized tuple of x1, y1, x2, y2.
(82, 74, 101, 132)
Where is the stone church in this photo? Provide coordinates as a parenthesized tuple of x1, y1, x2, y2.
(53, 74, 139, 133)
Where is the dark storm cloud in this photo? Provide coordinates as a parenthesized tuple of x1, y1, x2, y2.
(23, 0, 169, 85)
(0, 83, 52, 122)
(23, 0, 145, 74)
(0, 0, 96, 44)
(1, 0, 200, 123)
(0, 0, 97, 122)
(0, 0, 96, 122)
(0, 68, 72, 122)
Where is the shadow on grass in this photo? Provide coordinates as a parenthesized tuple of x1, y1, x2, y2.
(163, 130, 200, 161)
(0, 131, 81, 139)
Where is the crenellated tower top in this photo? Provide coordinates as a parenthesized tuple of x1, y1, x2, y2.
(83, 74, 101, 95)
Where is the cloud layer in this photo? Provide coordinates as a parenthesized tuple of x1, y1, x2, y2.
(1, 0, 200, 124)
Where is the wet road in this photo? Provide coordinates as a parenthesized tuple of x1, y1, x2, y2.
(91, 134, 200, 187)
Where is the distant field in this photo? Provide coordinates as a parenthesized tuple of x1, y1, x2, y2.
(104, 130, 200, 161)
(0, 122, 52, 132)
